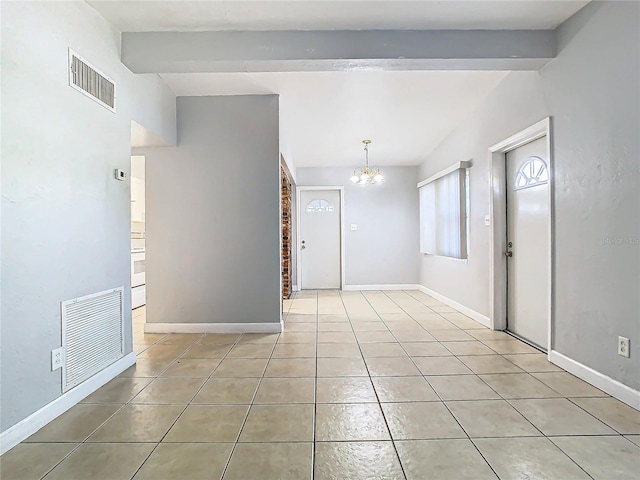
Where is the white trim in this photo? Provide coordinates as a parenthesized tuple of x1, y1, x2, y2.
(0, 352, 135, 455)
(488, 117, 553, 354)
(417, 160, 471, 188)
(292, 285, 299, 292)
(549, 350, 640, 410)
(417, 285, 491, 328)
(280, 153, 297, 186)
(296, 186, 345, 291)
(343, 284, 422, 291)
(144, 322, 282, 334)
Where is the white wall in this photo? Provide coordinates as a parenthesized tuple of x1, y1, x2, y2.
(1, 1, 176, 432)
(143, 95, 282, 328)
(297, 167, 420, 286)
(418, 1, 639, 390)
(418, 72, 548, 315)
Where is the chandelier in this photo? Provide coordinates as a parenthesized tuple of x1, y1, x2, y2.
(350, 140, 384, 185)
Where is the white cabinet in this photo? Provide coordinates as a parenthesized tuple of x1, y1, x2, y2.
(131, 177, 145, 222)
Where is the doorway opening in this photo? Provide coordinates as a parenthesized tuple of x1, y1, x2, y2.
(131, 155, 146, 319)
(489, 118, 554, 353)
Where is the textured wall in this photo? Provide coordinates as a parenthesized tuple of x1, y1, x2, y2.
(1, 1, 176, 431)
(418, 1, 639, 389)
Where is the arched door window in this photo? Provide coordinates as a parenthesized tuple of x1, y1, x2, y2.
(305, 199, 334, 213)
(515, 156, 549, 189)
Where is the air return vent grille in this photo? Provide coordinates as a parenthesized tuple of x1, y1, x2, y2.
(68, 49, 116, 112)
(61, 287, 125, 392)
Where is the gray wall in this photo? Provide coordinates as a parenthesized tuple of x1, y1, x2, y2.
(144, 96, 281, 326)
(297, 167, 420, 286)
(541, 1, 639, 389)
(1, 1, 176, 431)
(418, 1, 639, 389)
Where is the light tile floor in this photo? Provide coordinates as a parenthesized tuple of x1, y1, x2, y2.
(2, 290, 639, 479)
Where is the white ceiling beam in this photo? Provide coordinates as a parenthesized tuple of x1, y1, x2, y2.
(121, 30, 556, 73)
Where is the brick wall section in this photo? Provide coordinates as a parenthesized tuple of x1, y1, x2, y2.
(281, 166, 292, 299)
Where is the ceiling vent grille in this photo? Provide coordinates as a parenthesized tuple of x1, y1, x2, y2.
(68, 49, 116, 112)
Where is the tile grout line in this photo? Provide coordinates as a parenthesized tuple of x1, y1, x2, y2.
(374, 289, 504, 480)
(564, 397, 634, 437)
(23, 292, 636, 479)
(363, 290, 489, 474)
(338, 289, 409, 480)
(381, 290, 599, 480)
(38, 330, 222, 480)
(35, 330, 175, 479)
(128, 332, 247, 480)
(312, 289, 318, 480)
(217, 331, 279, 480)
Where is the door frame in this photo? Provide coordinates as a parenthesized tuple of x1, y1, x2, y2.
(296, 186, 345, 290)
(488, 117, 554, 353)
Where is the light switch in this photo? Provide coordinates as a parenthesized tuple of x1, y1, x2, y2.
(484, 215, 491, 226)
(350, 224, 358, 231)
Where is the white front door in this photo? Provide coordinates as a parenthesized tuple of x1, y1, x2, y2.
(506, 136, 550, 350)
(299, 189, 341, 289)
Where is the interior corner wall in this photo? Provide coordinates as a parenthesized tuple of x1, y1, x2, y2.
(418, 1, 639, 390)
(144, 95, 281, 327)
(297, 167, 420, 286)
(0, 1, 176, 433)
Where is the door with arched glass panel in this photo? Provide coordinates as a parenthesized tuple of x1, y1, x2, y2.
(506, 137, 550, 350)
(299, 189, 341, 289)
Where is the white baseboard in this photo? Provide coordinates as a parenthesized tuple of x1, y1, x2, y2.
(343, 284, 422, 291)
(144, 322, 283, 334)
(0, 352, 136, 455)
(417, 285, 491, 328)
(292, 285, 299, 292)
(549, 350, 640, 410)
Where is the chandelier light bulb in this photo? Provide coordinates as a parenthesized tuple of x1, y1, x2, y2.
(374, 173, 384, 183)
(350, 173, 359, 183)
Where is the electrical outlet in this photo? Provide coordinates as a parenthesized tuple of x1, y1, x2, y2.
(618, 336, 630, 358)
(51, 347, 65, 371)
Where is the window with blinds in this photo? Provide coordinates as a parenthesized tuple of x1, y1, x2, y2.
(418, 161, 470, 259)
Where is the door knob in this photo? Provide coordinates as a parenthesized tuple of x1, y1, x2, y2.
(505, 251, 513, 257)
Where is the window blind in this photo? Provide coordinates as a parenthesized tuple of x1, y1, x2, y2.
(418, 162, 469, 259)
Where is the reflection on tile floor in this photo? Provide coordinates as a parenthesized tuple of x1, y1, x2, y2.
(2, 290, 639, 479)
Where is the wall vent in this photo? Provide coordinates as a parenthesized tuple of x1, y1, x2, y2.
(61, 287, 125, 392)
(68, 49, 116, 112)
